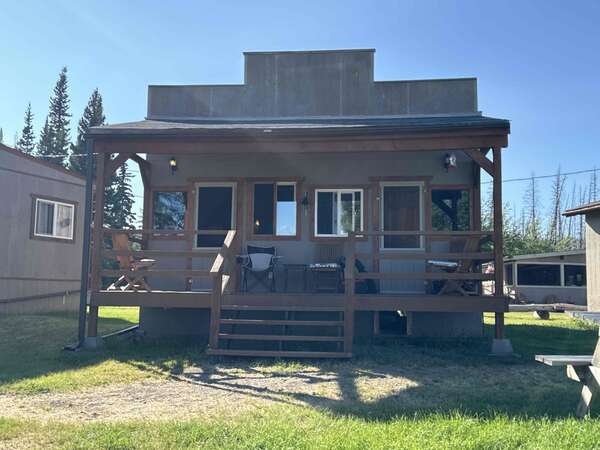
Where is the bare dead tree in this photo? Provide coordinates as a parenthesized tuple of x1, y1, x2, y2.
(548, 167, 567, 244)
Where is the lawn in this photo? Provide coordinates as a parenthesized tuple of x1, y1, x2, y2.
(1, 309, 600, 449)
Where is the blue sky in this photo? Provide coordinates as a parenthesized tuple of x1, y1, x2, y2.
(1, 0, 599, 219)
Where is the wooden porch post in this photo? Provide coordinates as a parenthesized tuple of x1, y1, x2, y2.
(344, 234, 356, 355)
(87, 152, 108, 338)
(492, 146, 505, 340)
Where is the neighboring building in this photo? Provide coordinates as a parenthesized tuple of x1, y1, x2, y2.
(502, 250, 586, 305)
(0, 144, 85, 314)
(564, 202, 600, 311)
(83, 49, 512, 357)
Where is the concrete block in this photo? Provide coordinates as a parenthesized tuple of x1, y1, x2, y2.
(491, 338, 514, 356)
(82, 337, 104, 349)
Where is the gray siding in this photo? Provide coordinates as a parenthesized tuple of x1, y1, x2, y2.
(148, 50, 477, 120)
(0, 149, 85, 301)
(586, 214, 600, 311)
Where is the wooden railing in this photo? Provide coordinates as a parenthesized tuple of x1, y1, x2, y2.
(346, 230, 497, 288)
(97, 228, 240, 293)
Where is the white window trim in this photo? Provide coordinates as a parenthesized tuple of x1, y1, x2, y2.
(514, 261, 586, 288)
(380, 181, 425, 251)
(314, 188, 364, 237)
(194, 182, 236, 250)
(34, 198, 75, 240)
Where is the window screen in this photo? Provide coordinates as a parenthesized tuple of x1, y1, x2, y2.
(517, 264, 560, 286)
(253, 183, 274, 235)
(153, 191, 187, 230)
(33, 198, 74, 240)
(315, 190, 362, 236)
(383, 185, 421, 249)
(564, 265, 586, 287)
(197, 186, 233, 247)
(35, 201, 54, 235)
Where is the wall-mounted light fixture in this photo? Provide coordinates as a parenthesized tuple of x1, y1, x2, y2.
(169, 157, 178, 175)
(301, 191, 310, 216)
(444, 152, 457, 172)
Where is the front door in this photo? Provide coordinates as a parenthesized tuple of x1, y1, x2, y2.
(196, 184, 235, 248)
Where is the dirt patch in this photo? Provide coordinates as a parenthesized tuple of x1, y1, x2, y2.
(0, 364, 420, 422)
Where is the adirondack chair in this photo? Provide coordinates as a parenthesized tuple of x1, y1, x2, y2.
(427, 236, 484, 296)
(107, 233, 156, 292)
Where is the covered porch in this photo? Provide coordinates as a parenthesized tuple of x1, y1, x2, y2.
(82, 116, 510, 357)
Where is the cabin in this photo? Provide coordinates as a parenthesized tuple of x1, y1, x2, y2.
(0, 144, 85, 314)
(83, 49, 511, 357)
(502, 250, 586, 305)
(564, 202, 600, 311)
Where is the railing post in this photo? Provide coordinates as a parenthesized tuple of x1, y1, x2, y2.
(492, 146, 505, 340)
(344, 233, 356, 355)
(209, 271, 223, 350)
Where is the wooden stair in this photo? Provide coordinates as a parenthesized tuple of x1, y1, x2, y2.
(206, 303, 353, 358)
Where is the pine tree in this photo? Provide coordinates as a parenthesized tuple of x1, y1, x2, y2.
(104, 163, 136, 229)
(37, 117, 53, 156)
(0, 128, 3, 143)
(38, 67, 71, 166)
(17, 103, 36, 154)
(69, 88, 106, 176)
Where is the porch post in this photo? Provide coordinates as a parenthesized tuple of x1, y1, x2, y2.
(491, 146, 512, 354)
(87, 152, 107, 341)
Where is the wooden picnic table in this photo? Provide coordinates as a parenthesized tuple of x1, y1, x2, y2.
(536, 312, 600, 418)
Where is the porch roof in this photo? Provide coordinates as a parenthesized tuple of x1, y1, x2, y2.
(87, 115, 509, 139)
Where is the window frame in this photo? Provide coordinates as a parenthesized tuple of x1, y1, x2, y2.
(513, 261, 586, 288)
(248, 180, 300, 240)
(313, 188, 365, 238)
(380, 181, 425, 251)
(194, 182, 237, 250)
(150, 188, 190, 238)
(30, 195, 76, 243)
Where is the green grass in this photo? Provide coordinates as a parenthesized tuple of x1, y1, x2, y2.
(1, 309, 600, 449)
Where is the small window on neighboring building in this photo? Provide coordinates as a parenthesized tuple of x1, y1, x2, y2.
(33, 198, 75, 240)
(505, 263, 513, 285)
(253, 182, 297, 237)
(153, 191, 187, 230)
(315, 189, 363, 237)
(564, 265, 586, 287)
(432, 189, 470, 231)
(517, 264, 561, 286)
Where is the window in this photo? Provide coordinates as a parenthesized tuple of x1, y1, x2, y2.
(504, 263, 514, 285)
(252, 182, 297, 237)
(153, 191, 187, 230)
(517, 264, 561, 286)
(315, 189, 363, 237)
(196, 184, 235, 248)
(33, 198, 75, 240)
(564, 265, 586, 287)
(381, 184, 422, 249)
(432, 189, 470, 231)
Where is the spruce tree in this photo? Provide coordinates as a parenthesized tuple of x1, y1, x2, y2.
(104, 163, 136, 229)
(0, 128, 3, 143)
(38, 67, 71, 166)
(37, 118, 53, 156)
(17, 103, 36, 154)
(69, 88, 106, 175)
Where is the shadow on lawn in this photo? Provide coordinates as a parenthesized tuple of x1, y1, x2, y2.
(135, 319, 597, 421)
(3, 313, 597, 421)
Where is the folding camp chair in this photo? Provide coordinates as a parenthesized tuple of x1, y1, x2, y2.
(239, 245, 281, 292)
(427, 236, 486, 296)
(107, 233, 156, 292)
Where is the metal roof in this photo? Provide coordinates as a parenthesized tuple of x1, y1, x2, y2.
(87, 115, 510, 138)
(504, 249, 585, 262)
(563, 201, 600, 217)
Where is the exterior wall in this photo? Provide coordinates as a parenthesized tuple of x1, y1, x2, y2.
(148, 50, 477, 120)
(408, 312, 483, 338)
(0, 148, 85, 303)
(586, 213, 600, 311)
(141, 150, 482, 338)
(0, 291, 80, 315)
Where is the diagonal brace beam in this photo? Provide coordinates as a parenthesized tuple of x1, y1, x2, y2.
(465, 148, 495, 176)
